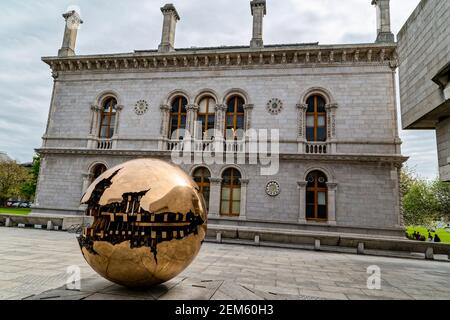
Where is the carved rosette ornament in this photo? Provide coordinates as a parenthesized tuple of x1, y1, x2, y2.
(134, 100, 149, 115)
(266, 181, 281, 197)
(134, 100, 148, 116)
(266, 98, 283, 115)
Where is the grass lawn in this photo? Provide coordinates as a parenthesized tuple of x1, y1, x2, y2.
(0, 208, 31, 215)
(406, 226, 450, 244)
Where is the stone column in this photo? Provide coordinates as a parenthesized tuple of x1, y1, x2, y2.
(243, 104, 254, 131)
(209, 178, 222, 217)
(325, 103, 338, 154)
(81, 173, 93, 195)
(250, 0, 267, 48)
(158, 4, 180, 53)
(239, 179, 249, 220)
(87, 104, 101, 149)
(159, 104, 171, 150)
(296, 103, 307, 153)
(185, 104, 199, 137)
(58, 11, 83, 57)
(297, 181, 307, 223)
(371, 0, 394, 43)
(112, 104, 123, 149)
(326, 182, 338, 225)
(214, 104, 226, 134)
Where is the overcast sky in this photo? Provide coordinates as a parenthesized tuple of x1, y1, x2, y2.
(0, 0, 438, 179)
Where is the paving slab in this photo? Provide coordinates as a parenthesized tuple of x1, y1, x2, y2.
(0, 228, 449, 300)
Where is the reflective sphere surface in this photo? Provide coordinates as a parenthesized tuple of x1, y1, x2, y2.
(79, 159, 207, 287)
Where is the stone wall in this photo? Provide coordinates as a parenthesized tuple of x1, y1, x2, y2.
(397, 0, 450, 129)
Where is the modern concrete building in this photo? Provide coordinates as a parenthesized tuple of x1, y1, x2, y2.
(34, 1, 407, 236)
(397, 0, 450, 181)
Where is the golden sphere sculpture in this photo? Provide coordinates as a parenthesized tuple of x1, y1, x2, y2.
(79, 159, 207, 287)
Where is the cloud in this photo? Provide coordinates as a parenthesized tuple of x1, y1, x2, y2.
(0, 0, 437, 179)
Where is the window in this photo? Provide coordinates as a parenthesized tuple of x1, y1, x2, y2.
(198, 97, 216, 138)
(193, 167, 211, 210)
(306, 170, 328, 220)
(99, 97, 117, 139)
(220, 168, 241, 216)
(306, 95, 327, 142)
(90, 164, 107, 184)
(169, 96, 188, 139)
(225, 95, 245, 138)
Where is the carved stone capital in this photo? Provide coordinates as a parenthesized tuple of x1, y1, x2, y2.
(90, 104, 101, 112)
(239, 178, 250, 185)
(209, 177, 223, 184)
(115, 105, 124, 112)
(215, 104, 227, 112)
(325, 103, 338, 110)
(160, 104, 171, 111)
(186, 104, 199, 111)
(296, 103, 308, 110)
(297, 181, 308, 188)
(243, 104, 254, 110)
(326, 182, 338, 190)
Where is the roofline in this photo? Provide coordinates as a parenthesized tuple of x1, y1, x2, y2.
(42, 42, 396, 62)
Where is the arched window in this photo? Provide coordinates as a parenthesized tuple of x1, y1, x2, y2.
(193, 167, 211, 210)
(306, 95, 327, 142)
(220, 168, 241, 216)
(306, 170, 328, 220)
(225, 95, 245, 138)
(90, 163, 107, 184)
(169, 96, 188, 139)
(99, 97, 117, 139)
(198, 97, 216, 138)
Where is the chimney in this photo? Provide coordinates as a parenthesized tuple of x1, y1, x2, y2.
(250, 0, 267, 49)
(158, 4, 180, 53)
(371, 0, 394, 43)
(58, 10, 83, 57)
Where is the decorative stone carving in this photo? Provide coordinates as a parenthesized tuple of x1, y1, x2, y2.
(266, 98, 283, 115)
(134, 100, 149, 115)
(266, 181, 281, 197)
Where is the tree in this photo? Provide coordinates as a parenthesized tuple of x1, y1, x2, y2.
(401, 166, 450, 227)
(0, 160, 30, 206)
(402, 179, 439, 227)
(431, 180, 450, 221)
(20, 154, 40, 201)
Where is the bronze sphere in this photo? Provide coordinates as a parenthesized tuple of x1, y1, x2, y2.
(78, 159, 207, 287)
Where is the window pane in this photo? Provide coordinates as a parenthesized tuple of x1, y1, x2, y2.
(306, 128, 315, 141)
(199, 99, 208, 114)
(317, 96, 326, 112)
(318, 115, 326, 127)
(180, 115, 187, 127)
(306, 205, 314, 218)
(317, 128, 326, 141)
(232, 188, 241, 201)
(306, 96, 315, 112)
(221, 187, 230, 200)
(232, 201, 240, 214)
(306, 191, 315, 204)
(318, 192, 326, 205)
(318, 205, 327, 219)
(108, 128, 114, 138)
(226, 116, 234, 127)
(227, 99, 235, 113)
(306, 115, 315, 127)
(236, 115, 244, 129)
(221, 201, 230, 214)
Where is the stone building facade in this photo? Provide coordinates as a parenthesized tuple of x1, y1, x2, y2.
(34, 1, 406, 236)
(397, 0, 450, 181)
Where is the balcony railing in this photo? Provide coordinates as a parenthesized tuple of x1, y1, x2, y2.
(97, 139, 113, 150)
(167, 139, 245, 153)
(305, 142, 328, 154)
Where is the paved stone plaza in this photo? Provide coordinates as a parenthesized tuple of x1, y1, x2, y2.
(0, 228, 449, 300)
